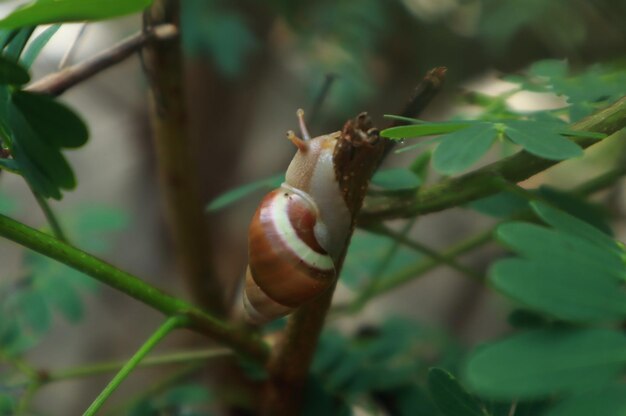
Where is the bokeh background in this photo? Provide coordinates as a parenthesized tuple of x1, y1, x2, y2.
(0, 0, 625, 413)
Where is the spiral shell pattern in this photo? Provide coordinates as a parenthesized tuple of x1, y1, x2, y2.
(244, 187, 336, 323)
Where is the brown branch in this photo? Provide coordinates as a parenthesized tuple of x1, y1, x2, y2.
(142, 1, 226, 315)
(360, 96, 626, 222)
(262, 69, 446, 415)
(26, 24, 178, 96)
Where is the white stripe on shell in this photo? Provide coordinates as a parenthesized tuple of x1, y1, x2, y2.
(270, 191, 335, 271)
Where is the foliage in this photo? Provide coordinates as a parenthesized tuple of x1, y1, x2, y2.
(0, 0, 624, 415)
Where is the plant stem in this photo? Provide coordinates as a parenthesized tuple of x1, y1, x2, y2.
(26, 24, 178, 96)
(360, 96, 626, 222)
(143, 0, 225, 315)
(41, 348, 231, 384)
(262, 70, 446, 415)
(32, 191, 68, 243)
(0, 213, 268, 362)
(346, 163, 626, 308)
(84, 315, 186, 416)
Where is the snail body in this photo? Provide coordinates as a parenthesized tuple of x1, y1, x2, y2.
(243, 111, 351, 324)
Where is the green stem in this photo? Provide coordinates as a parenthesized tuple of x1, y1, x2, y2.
(30, 348, 230, 386)
(84, 316, 186, 416)
(0, 213, 268, 362)
(357, 228, 493, 305)
(32, 190, 68, 243)
(347, 163, 626, 309)
(360, 96, 626, 222)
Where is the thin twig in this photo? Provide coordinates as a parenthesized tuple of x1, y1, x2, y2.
(84, 316, 186, 415)
(262, 69, 446, 415)
(360, 96, 626, 222)
(32, 190, 68, 243)
(58, 23, 88, 69)
(308, 73, 337, 127)
(26, 23, 178, 96)
(0, 213, 269, 363)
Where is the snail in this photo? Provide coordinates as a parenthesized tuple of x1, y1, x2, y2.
(243, 109, 383, 324)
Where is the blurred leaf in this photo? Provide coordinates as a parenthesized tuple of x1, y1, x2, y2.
(0, 55, 29, 84)
(158, 384, 211, 406)
(433, 123, 495, 174)
(20, 24, 60, 68)
(182, 0, 257, 77)
(313, 318, 459, 401)
(372, 385, 440, 416)
(506, 309, 551, 330)
(302, 376, 351, 416)
(15, 289, 50, 334)
(39, 277, 83, 323)
(0, 190, 16, 214)
(546, 385, 626, 416)
(408, 151, 431, 181)
(206, 173, 284, 212)
(8, 98, 76, 192)
(496, 222, 625, 281)
(535, 187, 612, 235)
(428, 368, 489, 416)
(463, 328, 626, 400)
(382, 122, 472, 139)
(4, 27, 34, 61)
(530, 201, 618, 253)
(342, 230, 419, 290)
(504, 121, 583, 160)
(371, 168, 421, 191)
(0, 394, 15, 416)
(12, 91, 89, 148)
(0, 158, 19, 172)
(529, 60, 568, 79)
(490, 257, 626, 322)
(0, 0, 153, 29)
(466, 191, 528, 218)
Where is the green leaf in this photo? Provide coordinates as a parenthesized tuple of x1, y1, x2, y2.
(496, 222, 625, 281)
(546, 386, 626, 416)
(0, 394, 16, 416)
(382, 122, 472, 140)
(504, 120, 583, 160)
(529, 59, 568, 79)
(4, 27, 35, 61)
(490, 258, 626, 322)
(0, 55, 29, 84)
(536, 187, 613, 235)
(21, 24, 60, 68)
(0, 0, 154, 29)
(530, 201, 620, 254)
(16, 290, 51, 334)
(12, 91, 89, 148)
(463, 328, 626, 400)
(12, 140, 61, 199)
(302, 376, 351, 416)
(371, 168, 421, 191)
(408, 150, 431, 181)
(433, 123, 496, 174)
(0, 158, 19, 172)
(466, 191, 528, 218)
(206, 173, 284, 212)
(0, 190, 17, 214)
(40, 277, 84, 323)
(9, 99, 76, 191)
(158, 384, 211, 406)
(428, 368, 489, 416)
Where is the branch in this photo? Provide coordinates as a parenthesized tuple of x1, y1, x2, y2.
(0, 213, 268, 363)
(360, 96, 626, 222)
(262, 69, 446, 415)
(142, 1, 226, 314)
(25, 24, 177, 96)
(348, 162, 626, 307)
(84, 316, 185, 416)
